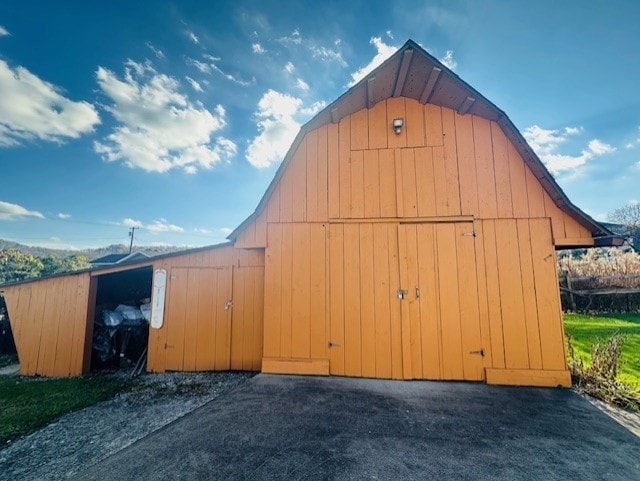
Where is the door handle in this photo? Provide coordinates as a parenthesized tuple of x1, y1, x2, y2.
(415, 287, 420, 299)
(224, 300, 233, 310)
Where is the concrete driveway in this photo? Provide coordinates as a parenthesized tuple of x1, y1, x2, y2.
(73, 374, 639, 481)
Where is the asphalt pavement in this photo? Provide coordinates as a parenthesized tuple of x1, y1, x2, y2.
(72, 374, 640, 481)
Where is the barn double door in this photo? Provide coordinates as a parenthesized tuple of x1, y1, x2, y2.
(328, 221, 484, 381)
(160, 265, 264, 372)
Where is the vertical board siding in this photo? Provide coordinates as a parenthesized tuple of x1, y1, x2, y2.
(155, 262, 263, 373)
(475, 219, 568, 372)
(330, 223, 401, 379)
(368, 100, 388, 150)
(238, 97, 592, 247)
(2, 273, 90, 377)
(473, 117, 498, 218)
(264, 222, 328, 363)
(148, 245, 265, 373)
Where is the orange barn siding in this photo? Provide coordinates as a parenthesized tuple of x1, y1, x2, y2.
(147, 245, 264, 373)
(2, 273, 91, 377)
(3, 244, 265, 378)
(250, 98, 592, 248)
(242, 95, 578, 387)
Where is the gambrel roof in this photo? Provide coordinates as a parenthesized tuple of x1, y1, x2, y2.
(230, 39, 614, 243)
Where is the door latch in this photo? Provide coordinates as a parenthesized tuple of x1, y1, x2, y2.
(328, 341, 341, 348)
(224, 300, 233, 310)
(462, 231, 477, 237)
(469, 349, 484, 356)
(397, 289, 408, 300)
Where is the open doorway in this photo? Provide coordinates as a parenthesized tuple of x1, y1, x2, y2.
(90, 267, 152, 372)
(0, 293, 18, 365)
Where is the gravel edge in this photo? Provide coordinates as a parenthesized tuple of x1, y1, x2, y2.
(0, 371, 255, 481)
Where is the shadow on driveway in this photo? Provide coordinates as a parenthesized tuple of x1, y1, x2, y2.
(73, 374, 640, 481)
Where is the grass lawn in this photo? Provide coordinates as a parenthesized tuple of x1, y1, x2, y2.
(564, 313, 640, 388)
(0, 375, 128, 445)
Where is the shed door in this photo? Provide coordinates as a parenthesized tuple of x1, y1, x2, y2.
(328, 221, 484, 381)
(163, 267, 232, 371)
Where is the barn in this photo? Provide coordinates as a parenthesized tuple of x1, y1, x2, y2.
(0, 40, 618, 387)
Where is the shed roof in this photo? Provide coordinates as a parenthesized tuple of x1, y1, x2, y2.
(90, 251, 150, 265)
(228, 39, 612, 241)
(0, 242, 233, 289)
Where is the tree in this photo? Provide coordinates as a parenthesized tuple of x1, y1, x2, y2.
(40, 254, 90, 277)
(609, 203, 640, 248)
(609, 202, 640, 233)
(0, 249, 44, 284)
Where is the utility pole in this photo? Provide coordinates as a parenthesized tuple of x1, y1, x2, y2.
(128, 226, 138, 254)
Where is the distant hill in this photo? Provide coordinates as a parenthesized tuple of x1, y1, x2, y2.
(0, 239, 188, 260)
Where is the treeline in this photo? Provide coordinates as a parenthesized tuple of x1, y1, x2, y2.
(0, 248, 90, 284)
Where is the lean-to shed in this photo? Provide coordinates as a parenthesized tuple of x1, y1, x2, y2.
(1, 40, 620, 386)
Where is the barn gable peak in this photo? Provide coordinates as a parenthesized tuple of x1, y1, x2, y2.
(229, 39, 611, 242)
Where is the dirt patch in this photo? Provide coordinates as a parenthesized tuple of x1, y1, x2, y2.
(0, 371, 255, 481)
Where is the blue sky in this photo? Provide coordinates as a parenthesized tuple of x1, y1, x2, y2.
(0, 1, 638, 249)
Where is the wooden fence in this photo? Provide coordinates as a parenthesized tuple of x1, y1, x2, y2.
(559, 271, 640, 312)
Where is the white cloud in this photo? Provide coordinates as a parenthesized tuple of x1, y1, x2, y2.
(299, 100, 326, 116)
(349, 37, 397, 86)
(57, 212, 72, 219)
(122, 217, 184, 233)
(246, 90, 303, 168)
(187, 55, 255, 87)
(284, 62, 295, 74)
(194, 227, 212, 234)
(386, 30, 394, 39)
(278, 29, 302, 45)
(187, 30, 199, 45)
(185, 76, 203, 92)
(94, 60, 236, 173)
(0, 59, 100, 147)
(123, 218, 143, 228)
(524, 125, 616, 174)
(252, 43, 265, 54)
(0, 201, 44, 220)
(296, 78, 309, 91)
(587, 139, 615, 156)
(146, 42, 165, 59)
(625, 126, 640, 150)
(147, 218, 184, 233)
(0, 26, 9, 36)
(311, 45, 347, 67)
(439, 50, 457, 70)
(189, 59, 212, 74)
(563, 126, 583, 136)
(219, 227, 233, 235)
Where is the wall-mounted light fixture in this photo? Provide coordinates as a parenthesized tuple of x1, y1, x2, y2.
(392, 117, 404, 135)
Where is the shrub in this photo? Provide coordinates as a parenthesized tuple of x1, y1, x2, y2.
(567, 332, 640, 411)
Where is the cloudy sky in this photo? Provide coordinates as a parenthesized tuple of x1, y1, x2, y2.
(0, 1, 638, 249)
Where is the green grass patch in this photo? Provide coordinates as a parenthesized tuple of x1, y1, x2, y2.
(564, 313, 640, 388)
(0, 375, 128, 445)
